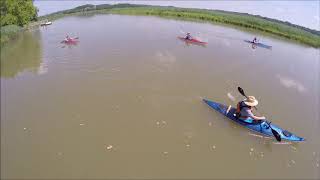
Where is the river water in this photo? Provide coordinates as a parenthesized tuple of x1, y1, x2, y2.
(1, 14, 319, 179)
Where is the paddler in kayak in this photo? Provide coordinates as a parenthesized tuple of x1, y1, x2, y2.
(252, 37, 258, 44)
(235, 96, 266, 123)
(185, 32, 192, 40)
(64, 35, 72, 42)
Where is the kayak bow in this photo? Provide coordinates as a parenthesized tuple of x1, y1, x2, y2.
(203, 99, 304, 142)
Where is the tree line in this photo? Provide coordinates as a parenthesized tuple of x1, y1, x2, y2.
(0, 0, 38, 27)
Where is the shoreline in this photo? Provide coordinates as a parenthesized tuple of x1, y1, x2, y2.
(37, 4, 320, 48)
(0, 21, 47, 46)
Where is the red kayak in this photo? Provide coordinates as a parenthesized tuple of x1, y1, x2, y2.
(178, 36, 207, 45)
(61, 37, 79, 44)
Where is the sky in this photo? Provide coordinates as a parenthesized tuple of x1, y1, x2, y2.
(34, 0, 320, 30)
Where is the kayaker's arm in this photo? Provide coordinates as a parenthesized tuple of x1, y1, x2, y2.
(252, 115, 266, 120)
(246, 109, 265, 120)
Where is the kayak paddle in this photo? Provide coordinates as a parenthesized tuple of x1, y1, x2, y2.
(237, 87, 257, 110)
(265, 121, 281, 142)
(237, 86, 281, 142)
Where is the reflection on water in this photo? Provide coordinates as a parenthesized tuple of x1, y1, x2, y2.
(1, 31, 42, 78)
(155, 51, 176, 63)
(154, 51, 176, 71)
(227, 92, 236, 102)
(37, 61, 48, 75)
(276, 74, 307, 93)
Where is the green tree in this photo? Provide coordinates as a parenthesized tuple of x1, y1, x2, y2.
(0, 0, 37, 26)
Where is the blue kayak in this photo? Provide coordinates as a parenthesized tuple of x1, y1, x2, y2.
(203, 99, 304, 142)
(244, 40, 272, 49)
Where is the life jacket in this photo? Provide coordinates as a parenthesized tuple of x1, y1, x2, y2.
(235, 101, 250, 119)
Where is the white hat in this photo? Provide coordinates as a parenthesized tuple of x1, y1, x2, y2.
(244, 96, 258, 107)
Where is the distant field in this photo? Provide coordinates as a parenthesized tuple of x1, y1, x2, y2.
(34, 4, 320, 48)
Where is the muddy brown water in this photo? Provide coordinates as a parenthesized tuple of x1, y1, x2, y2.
(1, 15, 319, 179)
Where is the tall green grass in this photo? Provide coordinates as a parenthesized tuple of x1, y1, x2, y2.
(106, 7, 320, 47)
(1, 20, 43, 46)
(0, 25, 22, 45)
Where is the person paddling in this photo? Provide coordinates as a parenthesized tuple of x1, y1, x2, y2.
(65, 35, 72, 42)
(235, 96, 266, 123)
(185, 32, 192, 40)
(252, 37, 258, 43)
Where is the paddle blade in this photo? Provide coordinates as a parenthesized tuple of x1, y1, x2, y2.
(271, 129, 281, 142)
(237, 87, 246, 97)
